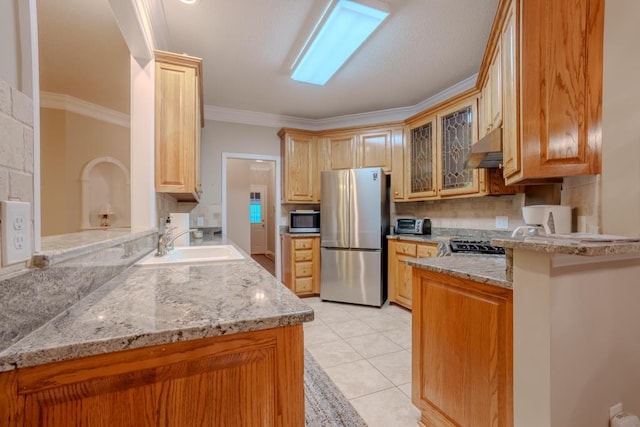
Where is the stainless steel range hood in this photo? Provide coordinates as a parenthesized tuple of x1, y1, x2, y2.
(465, 127, 503, 168)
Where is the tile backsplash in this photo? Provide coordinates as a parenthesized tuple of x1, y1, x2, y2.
(0, 79, 35, 278)
(561, 175, 601, 233)
(393, 194, 527, 231)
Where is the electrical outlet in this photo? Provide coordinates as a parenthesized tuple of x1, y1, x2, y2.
(1, 201, 32, 266)
(610, 403, 623, 419)
(495, 216, 509, 230)
(197, 216, 204, 227)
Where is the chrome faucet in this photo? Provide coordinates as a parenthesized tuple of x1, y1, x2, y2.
(156, 229, 198, 256)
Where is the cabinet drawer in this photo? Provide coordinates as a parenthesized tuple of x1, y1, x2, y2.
(417, 245, 438, 258)
(293, 239, 313, 250)
(394, 242, 417, 257)
(295, 262, 313, 278)
(294, 250, 313, 262)
(295, 277, 313, 293)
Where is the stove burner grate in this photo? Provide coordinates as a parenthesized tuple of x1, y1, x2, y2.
(449, 239, 505, 255)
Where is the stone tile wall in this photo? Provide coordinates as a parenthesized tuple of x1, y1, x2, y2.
(393, 194, 527, 231)
(0, 79, 35, 278)
(561, 175, 601, 233)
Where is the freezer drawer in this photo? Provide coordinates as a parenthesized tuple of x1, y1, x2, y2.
(320, 248, 386, 307)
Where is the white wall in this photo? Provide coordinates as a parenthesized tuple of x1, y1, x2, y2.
(601, 0, 640, 236)
(513, 250, 640, 427)
(201, 121, 280, 206)
(226, 158, 251, 253)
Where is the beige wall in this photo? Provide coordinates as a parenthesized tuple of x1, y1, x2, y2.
(0, 0, 20, 89)
(601, 0, 640, 237)
(40, 108, 130, 236)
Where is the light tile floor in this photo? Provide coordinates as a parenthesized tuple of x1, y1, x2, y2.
(303, 297, 421, 427)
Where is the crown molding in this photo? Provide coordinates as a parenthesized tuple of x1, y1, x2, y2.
(40, 92, 130, 128)
(204, 73, 478, 130)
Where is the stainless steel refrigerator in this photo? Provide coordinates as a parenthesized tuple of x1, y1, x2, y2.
(320, 167, 389, 307)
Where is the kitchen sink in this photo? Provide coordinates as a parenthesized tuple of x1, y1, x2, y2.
(135, 245, 245, 266)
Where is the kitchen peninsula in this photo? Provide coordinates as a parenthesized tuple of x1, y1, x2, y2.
(408, 237, 640, 427)
(0, 233, 313, 426)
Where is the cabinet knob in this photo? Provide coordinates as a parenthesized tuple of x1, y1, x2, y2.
(394, 191, 399, 196)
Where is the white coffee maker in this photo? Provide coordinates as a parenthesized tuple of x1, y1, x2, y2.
(512, 205, 572, 238)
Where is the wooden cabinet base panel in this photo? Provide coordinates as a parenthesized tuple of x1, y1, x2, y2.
(0, 326, 304, 427)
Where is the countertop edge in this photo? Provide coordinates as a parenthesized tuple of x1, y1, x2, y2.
(407, 256, 511, 289)
(0, 310, 313, 371)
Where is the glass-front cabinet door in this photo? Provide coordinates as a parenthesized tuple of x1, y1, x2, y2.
(406, 116, 437, 199)
(438, 99, 479, 197)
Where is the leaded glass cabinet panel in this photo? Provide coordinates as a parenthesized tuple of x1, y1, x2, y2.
(407, 117, 437, 198)
(439, 100, 479, 197)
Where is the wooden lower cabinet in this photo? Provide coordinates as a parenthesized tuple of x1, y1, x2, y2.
(387, 239, 438, 310)
(281, 235, 320, 296)
(412, 269, 513, 427)
(0, 326, 304, 427)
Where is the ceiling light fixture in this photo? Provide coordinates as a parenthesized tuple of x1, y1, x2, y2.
(179, 0, 199, 5)
(291, 0, 389, 86)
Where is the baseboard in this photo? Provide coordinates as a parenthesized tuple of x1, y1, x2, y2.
(265, 251, 275, 261)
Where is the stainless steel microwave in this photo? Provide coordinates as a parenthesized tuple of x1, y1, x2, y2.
(289, 211, 320, 233)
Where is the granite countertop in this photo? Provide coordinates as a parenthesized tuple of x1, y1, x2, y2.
(34, 228, 156, 267)
(407, 254, 510, 289)
(0, 241, 313, 372)
(493, 235, 640, 256)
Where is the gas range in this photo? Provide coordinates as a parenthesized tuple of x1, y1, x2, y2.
(449, 238, 505, 255)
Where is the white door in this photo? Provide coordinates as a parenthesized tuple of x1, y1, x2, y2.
(250, 185, 267, 254)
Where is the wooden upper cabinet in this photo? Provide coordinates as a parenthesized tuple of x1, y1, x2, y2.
(324, 133, 358, 170)
(406, 116, 438, 200)
(390, 127, 406, 201)
(359, 130, 392, 171)
(279, 129, 318, 203)
(403, 94, 484, 201)
(480, 46, 503, 139)
(501, 2, 519, 179)
(154, 50, 203, 202)
(438, 98, 480, 197)
(497, 0, 604, 185)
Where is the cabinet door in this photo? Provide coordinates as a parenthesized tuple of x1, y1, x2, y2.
(416, 243, 438, 258)
(359, 130, 392, 171)
(281, 234, 292, 290)
(501, 2, 520, 180)
(489, 44, 502, 131)
(155, 60, 197, 196)
(282, 133, 316, 203)
(407, 118, 438, 199)
(518, 0, 603, 179)
(325, 134, 357, 170)
(16, 327, 304, 427)
(412, 270, 513, 427)
(437, 99, 480, 197)
(391, 128, 406, 201)
(394, 254, 414, 309)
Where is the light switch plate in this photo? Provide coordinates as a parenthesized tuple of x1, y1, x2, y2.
(1, 201, 32, 266)
(495, 216, 509, 230)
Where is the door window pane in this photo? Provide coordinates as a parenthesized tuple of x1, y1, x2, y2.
(249, 192, 261, 223)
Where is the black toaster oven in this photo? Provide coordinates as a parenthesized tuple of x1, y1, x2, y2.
(396, 218, 431, 235)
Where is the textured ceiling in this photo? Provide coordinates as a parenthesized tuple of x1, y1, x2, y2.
(161, 0, 499, 119)
(37, 0, 499, 120)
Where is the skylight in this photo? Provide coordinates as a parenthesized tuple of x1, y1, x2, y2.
(291, 0, 390, 86)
